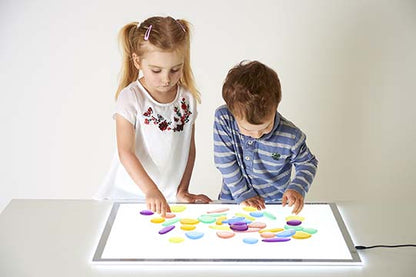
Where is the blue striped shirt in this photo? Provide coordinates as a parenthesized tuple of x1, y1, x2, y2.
(213, 105, 318, 203)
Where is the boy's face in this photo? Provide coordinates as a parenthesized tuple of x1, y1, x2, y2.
(235, 111, 276, 139)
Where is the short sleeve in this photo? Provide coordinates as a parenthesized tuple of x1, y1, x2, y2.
(113, 88, 138, 127)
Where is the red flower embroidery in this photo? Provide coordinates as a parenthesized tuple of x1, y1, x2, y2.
(142, 98, 192, 132)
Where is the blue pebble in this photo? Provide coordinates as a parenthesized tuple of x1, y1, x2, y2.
(249, 211, 264, 218)
(276, 229, 296, 237)
(243, 237, 258, 244)
(185, 231, 204, 240)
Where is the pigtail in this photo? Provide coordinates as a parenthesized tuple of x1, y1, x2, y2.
(177, 19, 201, 103)
(115, 22, 140, 99)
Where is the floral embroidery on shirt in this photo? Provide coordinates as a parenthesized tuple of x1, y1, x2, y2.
(143, 98, 192, 132)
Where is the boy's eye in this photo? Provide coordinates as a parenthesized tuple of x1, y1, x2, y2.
(151, 70, 161, 74)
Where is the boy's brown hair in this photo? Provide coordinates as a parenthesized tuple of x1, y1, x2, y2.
(222, 60, 282, 124)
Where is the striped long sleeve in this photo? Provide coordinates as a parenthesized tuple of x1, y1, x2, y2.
(213, 105, 318, 202)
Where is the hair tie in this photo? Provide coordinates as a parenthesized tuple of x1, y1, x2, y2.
(176, 20, 186, 32)
(144, 25, 152, 40)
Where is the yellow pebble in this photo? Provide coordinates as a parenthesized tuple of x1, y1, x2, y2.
(180, 218, 199, 225)
(216, 216, 227, 225)
(259, 227, 284, 233)
(169, 237, 185, 243)
(242, 206, 257, 212)
(292, 231, 312, 239)
(209, 225, 231, 230)
(235, 212, 256, 221)
(180, 224, 196, 231)
(170, 205, 187, 213)
(150, 217, 165, 223)
(285, 215, 305, 222)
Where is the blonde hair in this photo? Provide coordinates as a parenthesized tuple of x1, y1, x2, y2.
(115, 16, 200, 103)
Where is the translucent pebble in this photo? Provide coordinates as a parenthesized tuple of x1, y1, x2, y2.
(286, 219, 302, 226)
(207, 208, 230, 214)
(259, 227, 284, 233)
(180, 218, 199, 225)
(292, 231, 312, 239)
(185, 231, 204, 240)
(224, 217, 245, 224)
(302, 228, 318, 234)
(243, 206, 257, 212)
(209, 225, 231, 230)
(162, 218, 181, 226)
(180, 224, 196, 231)
(260, 232, 276, 238)
(150, 217, 165, 224)
(198, 215, 216, 224)
(235, 213, 255, 221)
(263, 211, 276, 220)
(216, 216, 227, 225)
(262, 237, 291, 242)
(140, 210, 154, 216)
(169, 237, 185, 243)
(284, 224, 303, 231)
(285, 215, 305, 222)
(248, 222, 267, 229)
(243, 237, 259, 244)
(230, 223, 248, 231)
(216, 231, 235, 239)
(158, 225, 175, 235)
(276, 229, 296, 237)
(170, 205, 186, 213)
(249, 211, 264, 218)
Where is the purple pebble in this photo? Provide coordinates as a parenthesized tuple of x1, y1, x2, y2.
(286, 219, 302, 226)
(230, 223, 248, 231)
(140, 209, 154, 216)
(262, 237, 291, 242)
(158, 225, 175, 235)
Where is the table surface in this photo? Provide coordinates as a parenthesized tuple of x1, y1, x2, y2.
(1, 199, 415, 277)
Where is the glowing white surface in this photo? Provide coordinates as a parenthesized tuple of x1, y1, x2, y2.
(97, 203, 356, 263)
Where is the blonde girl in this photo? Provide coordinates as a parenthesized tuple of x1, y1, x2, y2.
(96, 16, 211, 215)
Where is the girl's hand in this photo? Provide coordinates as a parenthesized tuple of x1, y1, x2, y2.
(241, 195, 266, 210)
(282, 189, 304, 214)
(145, 188, 171, 217)
(177, 191, 212, 203)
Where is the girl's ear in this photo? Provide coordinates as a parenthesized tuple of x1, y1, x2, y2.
(132, 53, 140, 70)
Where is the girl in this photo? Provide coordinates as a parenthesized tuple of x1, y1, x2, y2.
(96, 16, 211, 216)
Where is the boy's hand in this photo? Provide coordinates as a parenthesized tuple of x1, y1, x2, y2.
(145, 188, 171, 217)
(177, 191, 212, 204)
(241, 195, 266, 210)
(282, 189, 304, 214)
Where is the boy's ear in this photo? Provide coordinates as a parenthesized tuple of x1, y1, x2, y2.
(132, 53, 140, 70)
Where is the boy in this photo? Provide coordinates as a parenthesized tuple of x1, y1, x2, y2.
(213, 60, 318, 214)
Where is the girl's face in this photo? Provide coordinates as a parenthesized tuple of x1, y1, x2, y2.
(134, 45, 184, 102)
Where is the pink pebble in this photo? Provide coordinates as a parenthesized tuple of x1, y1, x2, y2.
(260, 232, 276, 238)
(216, 231, 235, 239)
(248, 222, 266, 229)
(164, 213, 176, 219)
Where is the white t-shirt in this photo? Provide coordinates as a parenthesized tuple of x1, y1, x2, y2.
(95, 80, 197, 201)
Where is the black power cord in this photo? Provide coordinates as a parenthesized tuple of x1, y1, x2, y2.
(355, 244, 416, 250)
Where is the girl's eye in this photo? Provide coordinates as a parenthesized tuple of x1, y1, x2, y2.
(152, 70, 161, 74)
(171, 69, 180, 73)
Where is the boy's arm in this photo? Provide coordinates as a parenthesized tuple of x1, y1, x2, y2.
(213, 110, 258, 203)
(287, 130, 318, 197)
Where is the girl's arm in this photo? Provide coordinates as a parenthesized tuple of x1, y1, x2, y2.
(176, 125, 212, 203)
(115, 114, 171, 216)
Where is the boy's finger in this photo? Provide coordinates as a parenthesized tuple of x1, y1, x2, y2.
(282, 195, 287, 207)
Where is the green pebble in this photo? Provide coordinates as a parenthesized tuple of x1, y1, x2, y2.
(284, 224, 304, 231)
(162, 218, 181, 226)
(263, 211, 276, 220)
(302, 228, 318, 234)
(198, 215, 216, 224)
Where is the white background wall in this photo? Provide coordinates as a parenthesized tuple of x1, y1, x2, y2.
(1, 0, 415, 212)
